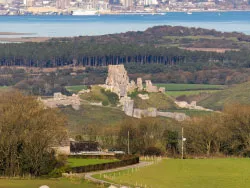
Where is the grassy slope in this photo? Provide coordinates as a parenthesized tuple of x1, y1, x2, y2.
(80, 85, 109, 103)
(198, 82, 250, 110)
(98, 158, 250, 188)
(67, 158, 118, 167)
(0, 178, 97, 188)
(134, 92, 177, 110)
(60, 104, 128, 134)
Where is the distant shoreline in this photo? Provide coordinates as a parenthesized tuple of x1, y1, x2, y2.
(0, 32, 35, 36)
(0, 10, 250, 16)
(0, 37, 49, 43)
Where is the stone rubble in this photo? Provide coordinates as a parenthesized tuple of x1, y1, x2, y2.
(78, 89, 90, 94)
(145, 80, 158, 93)
(175, 101, 213, 111)
(133, 108, 188, 121)
(41, 92, 81, 110)
(138, 94, 149, 100)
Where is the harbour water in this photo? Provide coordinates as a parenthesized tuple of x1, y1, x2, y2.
(1, 11, 250, 38)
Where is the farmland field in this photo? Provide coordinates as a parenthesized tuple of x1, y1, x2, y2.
(96, 158, 250, 188)
(67, 158, 118, 167)
(0, 178, 97, 188)
(155, 83, 225, 91)
(166, 90, 219, 97)
(0, 86, 11, 92)
(65, 85, 88, 93)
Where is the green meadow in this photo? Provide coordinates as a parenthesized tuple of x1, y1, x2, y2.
(96, 158, 250, 188)
(167, 90, 219, 97)
(156, 84, 225, 98)
(0, 86, 11, 92)
(155, 83, 225, 91)
(65, 85, 88, 93)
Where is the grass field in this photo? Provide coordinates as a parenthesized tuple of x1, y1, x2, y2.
(0, 86, 11, 92)
(67, 158, 118, 167)
(65, 85, 88, 93)
(96, 158, 250, 188)
(155, 84, 225, 91)
(0, 178, 97, 188)
(167, 90, 219, 97)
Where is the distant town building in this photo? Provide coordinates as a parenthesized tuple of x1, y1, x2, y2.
(109, 0, 120, 5)
(56, 0, 70, 9)
(24, 0, 33, 6)
(123, 0, 132, 7)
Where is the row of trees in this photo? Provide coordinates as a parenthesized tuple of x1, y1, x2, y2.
(0, 40, 250, 69)
(184, 104, 250, 157)
(89, 104, 250, 158)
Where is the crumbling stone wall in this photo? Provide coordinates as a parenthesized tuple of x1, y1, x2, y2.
(123, 97, 134, 116)
(133, 108, 157, 118)
(137, 78, 143, 91)
(145, 80, 159, 93)
(41, 92, 81, 110)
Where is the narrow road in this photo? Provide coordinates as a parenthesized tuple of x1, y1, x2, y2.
(85, 161, 153, 187)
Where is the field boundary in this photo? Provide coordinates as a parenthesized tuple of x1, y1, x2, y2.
(66, 155, 139, 173)
(85, 161, 153, 187)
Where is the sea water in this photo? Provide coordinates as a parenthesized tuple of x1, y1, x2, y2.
(1, 11, 250, 37)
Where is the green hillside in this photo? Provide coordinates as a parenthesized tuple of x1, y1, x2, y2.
(132, 92, 177, 110)
(60, 104, 128, 135)
(198, 82, 250, 110)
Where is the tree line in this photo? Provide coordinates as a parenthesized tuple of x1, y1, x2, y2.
(0, 41, 250, 70)
(85, 104, 250, 158)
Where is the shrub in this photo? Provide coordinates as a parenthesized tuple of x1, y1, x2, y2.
(100, 89, 119, 106)
(48, 166, 70, 178)
(144, 147, 163, 156)
(102, 100, 109, 106)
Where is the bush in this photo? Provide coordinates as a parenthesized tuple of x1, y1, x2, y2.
(100, 89, 119, 106)
(144, 147, 163, 156)
(48, 166, 69, 178)
(102, 100, 109, 106)
(128, 89, 148, 99)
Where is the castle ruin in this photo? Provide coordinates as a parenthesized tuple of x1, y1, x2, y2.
(101, 64, 189, 121)
(104, 64, 165, 98)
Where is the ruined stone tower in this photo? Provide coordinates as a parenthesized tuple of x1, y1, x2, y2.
(105, 64, 130, 98)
